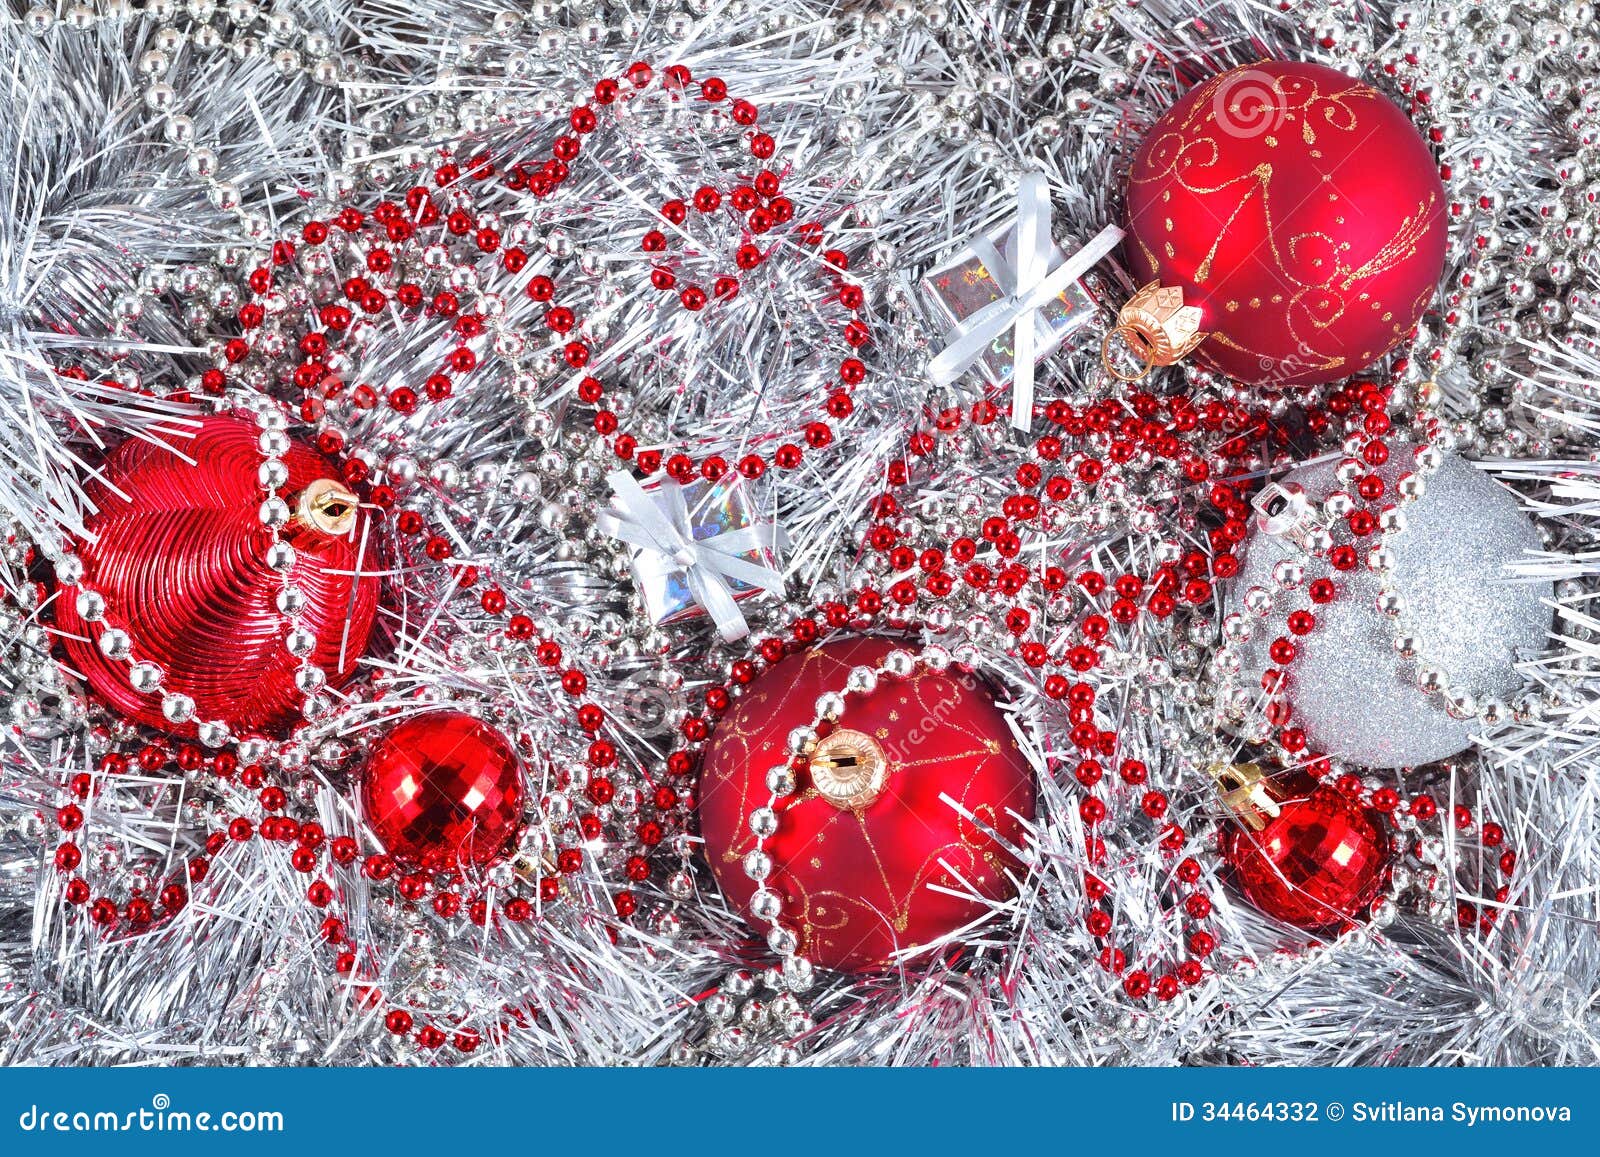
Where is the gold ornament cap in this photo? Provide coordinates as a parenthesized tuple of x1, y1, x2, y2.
(1101, 281, 1208, 382)
(809, 728, 890, 811)
(295, 478, 361, 537)
(1209, 761, 1283, 832)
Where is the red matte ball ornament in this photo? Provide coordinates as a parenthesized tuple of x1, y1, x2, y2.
(54, 415, 380, 735)
(1123, 60, 1447, 387)
(1216, 764, 1391, 931)
(361, 711, 525, 870)
(698, 636, 1036, 972)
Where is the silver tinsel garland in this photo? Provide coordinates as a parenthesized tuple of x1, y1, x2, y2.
(2, 0, 1599, 1067)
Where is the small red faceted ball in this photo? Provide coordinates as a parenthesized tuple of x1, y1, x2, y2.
(1126, 60, 1446, 387)
(1220, 773, 1391, 931)
(55, 415, 380, 734)
(360, 711, 525, 870)
(698, 636, 1035, 972)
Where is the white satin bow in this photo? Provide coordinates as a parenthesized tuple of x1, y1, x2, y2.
(598, 471, 786, 642)
(927, 170, 1123, 433)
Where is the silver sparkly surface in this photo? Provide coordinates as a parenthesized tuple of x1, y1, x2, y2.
(1233, 453, 1551, 768)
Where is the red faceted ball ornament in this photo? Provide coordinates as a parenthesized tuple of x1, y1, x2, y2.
(361, 711, 525, 869)
(55, 415, 380, 735)
(698, 636, 1036, 972)
(1125, 60, 1447, 386)
(1217, 768, 1391, 931)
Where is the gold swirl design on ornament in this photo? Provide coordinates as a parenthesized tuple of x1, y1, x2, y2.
(1129, 68, 1439, 374)
(706, 640, 1028, 960)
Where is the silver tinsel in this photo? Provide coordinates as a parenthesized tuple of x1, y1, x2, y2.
(2, 0, 1600, 1069)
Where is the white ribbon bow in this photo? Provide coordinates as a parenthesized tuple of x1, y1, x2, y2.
(598, 471, 786, 642)
(926, 170, 1124, 433)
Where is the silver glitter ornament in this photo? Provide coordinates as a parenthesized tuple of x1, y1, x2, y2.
(1232, 452, 1550, 767)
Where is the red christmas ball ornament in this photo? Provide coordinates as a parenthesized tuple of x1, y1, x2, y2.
(698, 636, 1035, 972)
(55, 415, 380, 735)
(1215, 764, 1391, 931)
(1124, 60, 1447, 386)
(360, 711, 525, 870)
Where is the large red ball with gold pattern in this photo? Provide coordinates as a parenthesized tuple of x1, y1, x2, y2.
(698, 636, 1036, 972)
(1219, 772, 1392, 931)
(54, 415, 380, 735)
(360, 711, 526, 870)
(1125, 59, 1447, 387)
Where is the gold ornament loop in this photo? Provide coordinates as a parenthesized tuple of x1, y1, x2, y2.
(1100, 325, 1159, 383)
(1100, 281, 1208, 382)
(809, 728, 890, 811)
(296, 478, 361, 537)
(1209, 761, 1283, 832)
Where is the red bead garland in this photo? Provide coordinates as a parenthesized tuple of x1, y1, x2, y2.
(221, 63, 871, 482)
(834, 369, 1523, 982)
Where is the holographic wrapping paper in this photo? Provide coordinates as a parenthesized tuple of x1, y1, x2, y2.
(919, 224, 1098, 386)
(625, 477, 777, 627)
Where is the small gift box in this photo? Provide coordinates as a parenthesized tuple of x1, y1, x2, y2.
(920, 222, 1099, 387)
(599, 471, 785, 641)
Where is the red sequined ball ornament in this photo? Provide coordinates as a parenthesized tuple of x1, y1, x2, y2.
(698, 636, 1036, 972)
(1218, 769, 1391, 931)
(361, 711, 525, 870)
(55, 415, 379, 734)
(1125, 59, 1447, 387)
